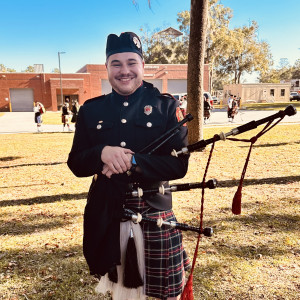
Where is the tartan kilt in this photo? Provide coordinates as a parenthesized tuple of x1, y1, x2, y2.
(62, 114, 70, 124)
(125, 197, 191, 299)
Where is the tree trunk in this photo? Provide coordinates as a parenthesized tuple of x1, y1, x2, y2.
(187, 0, 209, 144)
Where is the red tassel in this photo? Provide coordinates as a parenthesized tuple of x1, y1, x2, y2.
(232, 186, 242, 215)
(180, 274, 194, 300)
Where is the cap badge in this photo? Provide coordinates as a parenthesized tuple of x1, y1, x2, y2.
(133, 36, 141, 49)
(144, 105, 152, 115)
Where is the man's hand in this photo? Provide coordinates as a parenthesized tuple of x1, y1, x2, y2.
(101, 146, 133, 178)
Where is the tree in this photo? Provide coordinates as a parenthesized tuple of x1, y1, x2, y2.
(186, 0, 209, 143)
(259, 58, 300, 83)
(22, 66, 35, 72)
(292, 59, 300, 79)
(0, 64, 6, 72)
(0, 64, 16, 72)
(218, 21, 273, 84)
(140, 26, 187, 64)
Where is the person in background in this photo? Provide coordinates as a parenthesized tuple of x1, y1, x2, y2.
(61, 98, 73, 131)
(71, 100, 80, 124)
(227, 94, 234, 120)
(179, 94, 187, 116)
(67, 31, 190, 300)
(203, 95, 212, 123)
(33, 101, 45, 132)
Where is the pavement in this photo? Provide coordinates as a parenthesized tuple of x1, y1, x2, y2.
(0, 107, 299, 134)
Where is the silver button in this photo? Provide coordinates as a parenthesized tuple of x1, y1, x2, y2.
(123, 102, 129, 106)
(120, 141, 126, 147)
(121, 119, 127, 124)
(96, 124, 102, 129)
(146, 122, 152, 127)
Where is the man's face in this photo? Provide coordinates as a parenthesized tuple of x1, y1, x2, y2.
(106, 52, 144, 96)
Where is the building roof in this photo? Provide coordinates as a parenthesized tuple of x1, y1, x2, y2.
(156, 27, 183, 38)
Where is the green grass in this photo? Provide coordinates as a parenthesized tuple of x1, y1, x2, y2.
(0, 125, 299, 299)
(241, 101, 300, 111)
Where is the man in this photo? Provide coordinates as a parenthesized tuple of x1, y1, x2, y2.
(61, 97, 73, 131)
(227, 94, 234, 120)
(67, 32, 190, 300)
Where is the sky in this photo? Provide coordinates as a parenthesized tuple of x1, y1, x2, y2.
(1, 0, 300, 82)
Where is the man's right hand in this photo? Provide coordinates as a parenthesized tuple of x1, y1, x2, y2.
(101, 146, 134, 176)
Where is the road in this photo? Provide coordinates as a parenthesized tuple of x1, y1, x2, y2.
(0, 107, 299, 134)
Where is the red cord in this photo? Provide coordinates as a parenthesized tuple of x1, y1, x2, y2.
(228, 117, 284, 214)
(181, 135, 218, 300)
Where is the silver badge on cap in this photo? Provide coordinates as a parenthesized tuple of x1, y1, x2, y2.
(133, 36, 141, 49)
(144, 105, 152, 115)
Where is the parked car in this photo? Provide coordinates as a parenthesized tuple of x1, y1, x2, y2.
(290, 92, 300, 101)
(212, 96, 220, 104)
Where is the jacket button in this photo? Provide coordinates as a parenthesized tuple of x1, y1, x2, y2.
(123, 102, 129, 106)
(121, 119, 127, 124)
(120, 141, 126, 147)
(146, 122, 152, 127)
(96, 124, 102, 129)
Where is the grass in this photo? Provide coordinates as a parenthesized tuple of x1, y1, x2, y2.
(240, 101, 300, 111)
(42, 112, 64, 125)
(0, 125, 299, 300)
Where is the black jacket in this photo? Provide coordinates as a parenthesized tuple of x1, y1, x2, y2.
(67, 81, 189, 276)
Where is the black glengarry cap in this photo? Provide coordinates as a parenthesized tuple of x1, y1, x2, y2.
(106, 32, 143, 59)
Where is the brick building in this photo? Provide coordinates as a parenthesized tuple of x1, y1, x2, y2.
(0, 64, 210, 112)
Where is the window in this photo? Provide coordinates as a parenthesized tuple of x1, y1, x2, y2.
(296, 80, 299, 87)
(281, 89, 285, 97)
(270, 89, 275, 96)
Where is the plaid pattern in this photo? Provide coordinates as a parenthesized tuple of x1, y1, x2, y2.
(125, 197, 191, 300)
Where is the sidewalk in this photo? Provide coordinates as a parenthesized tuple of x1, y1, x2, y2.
(0, 108, 299, 134)
(0, 112, 74, 134)
(203, 107, 300, 127)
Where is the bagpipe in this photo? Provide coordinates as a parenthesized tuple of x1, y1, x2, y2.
(124, 105, 297, 231)
(122, 105, 297, 297)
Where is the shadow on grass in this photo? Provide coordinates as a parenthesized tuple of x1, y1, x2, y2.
(236, 140, 300, 148)
(1, 182, 60, 189)
(210, 210, 300, 232)
(0, 156, 22, 162)
(0, 192, 88, 207)
(0, 161, 66, 169)
(217, 175, 300, 188)
(0, 212, 82, 236)
(0, 246, 110, 300)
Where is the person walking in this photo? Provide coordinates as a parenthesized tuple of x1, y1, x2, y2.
(61, 99, 73, 131)
(67, 32, 190, 300)
(227, 94, 234, 121)
(33, 101, 45, 132)
(71, 100, 80, 124)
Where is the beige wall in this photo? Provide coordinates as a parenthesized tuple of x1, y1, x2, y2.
(223, 83, 290, 104)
